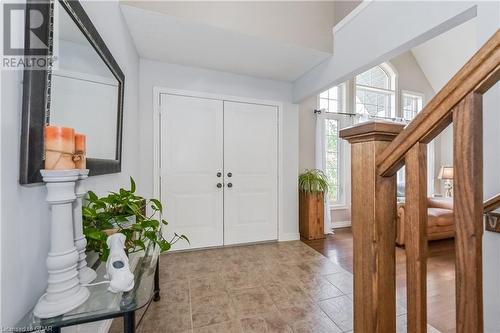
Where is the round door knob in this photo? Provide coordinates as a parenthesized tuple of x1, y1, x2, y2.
(217, 172, 222, 177)
(227, 172, 232, 177)
(217, 183, 222, 188)
(227, 183, 233, 188)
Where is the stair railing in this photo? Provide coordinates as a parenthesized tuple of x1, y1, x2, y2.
(340, 29, 500, 333)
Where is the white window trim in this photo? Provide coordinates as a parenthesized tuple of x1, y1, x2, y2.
(401, 90, 425, 120)
(317, 83, 347, 114)
(354, 63, 398, 119)
(318, 112, 347, 208)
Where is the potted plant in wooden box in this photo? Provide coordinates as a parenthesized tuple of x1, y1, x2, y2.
(298, 169, 329, 240)
(82, 177, 188, 261)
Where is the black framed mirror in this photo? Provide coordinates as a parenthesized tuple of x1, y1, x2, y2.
(20, 0, 125, 184)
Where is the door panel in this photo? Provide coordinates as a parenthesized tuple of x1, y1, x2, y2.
(223, 101, 278, 245)
(161, 94, 224, 250)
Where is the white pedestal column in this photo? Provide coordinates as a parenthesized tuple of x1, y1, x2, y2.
(34, 170, 90, 319)
(73, 169, 96, 284)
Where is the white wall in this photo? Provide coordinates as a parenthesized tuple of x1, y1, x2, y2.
(0, 0, 140, 327)
(138, 59, 299, 241)
(412, 19, 477, 92)
(293, 1, 477, 102)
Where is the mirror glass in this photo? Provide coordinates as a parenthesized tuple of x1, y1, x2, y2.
(50, 1, 119, 160)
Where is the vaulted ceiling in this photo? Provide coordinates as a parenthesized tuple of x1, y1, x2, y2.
(120, 1, 348, 81)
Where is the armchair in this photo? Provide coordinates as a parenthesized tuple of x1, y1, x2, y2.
(396, 197, 454, 246)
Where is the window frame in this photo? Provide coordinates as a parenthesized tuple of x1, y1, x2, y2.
(401, 90, 425, 121)
(354, 63, 397, 119)
(317, 83, 347, 114)
(318, 113, 347, 208)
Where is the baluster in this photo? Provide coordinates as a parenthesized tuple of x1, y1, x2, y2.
(340, 121, 404, 333)
(453, 92, 483, 333)
(404, 143, 428, 333)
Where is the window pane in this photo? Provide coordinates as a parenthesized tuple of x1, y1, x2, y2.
(318, 84, 344, 113)
(329, 87, 338, 100)
(357, 66, 389, 89)
(325, 119, 340, 204)
(328, 100, 338, 113)
(320, 98, 329, 110)
(402, 92, 423, 120)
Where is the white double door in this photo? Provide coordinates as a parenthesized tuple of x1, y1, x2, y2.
(160, 93, 278, 250)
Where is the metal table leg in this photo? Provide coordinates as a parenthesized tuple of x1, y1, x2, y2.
(123, 311, 136, 333)
(48, 327, 61, 333)
(153, 258, 161, 302)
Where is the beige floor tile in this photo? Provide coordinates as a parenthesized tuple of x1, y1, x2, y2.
(264, 280, 311, 306)
(149, 241, 443, 333)
(191, 292, 236, 328)
(190, 273, 227, 299)
(143, 307, 192, 332)
(318, 295, 353, 331)
(223, 269, 264, 291)
(291, 316, 342, 333)
(324, 270, 353, 294)
(239, 310, 293, 333)
(162, 280, 191, 306)
(230, 287, 276, 317)
(298, 276, 343, 301)
(193, 320, 241, 333)
(277, 300, 327, 324)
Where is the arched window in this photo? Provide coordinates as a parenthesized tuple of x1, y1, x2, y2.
(355, 63, 396, 118)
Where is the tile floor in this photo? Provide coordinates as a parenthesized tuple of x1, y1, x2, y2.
(110, 241, 439, 333)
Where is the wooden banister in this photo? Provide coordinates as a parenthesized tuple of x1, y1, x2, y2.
(483, 194, 500, 213)
(377, 29, 500, 177)
(340, 122, 404, 333)
(340, 29, 500, 333)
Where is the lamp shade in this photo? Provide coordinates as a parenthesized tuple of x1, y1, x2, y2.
(438, 166, 454, 180)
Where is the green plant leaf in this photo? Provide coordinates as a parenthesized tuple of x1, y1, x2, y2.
(86, 230, 107, 241)
(130, 177, 136, 193)
(179, 234, 190, 244)
(141, 219, 160, 229)
(88, 191, 98, 202)
(150, 199, 163, 213)
(298, 169, 329, 193)
(158, 240, 171, 252)
(133, 239, 146, 251)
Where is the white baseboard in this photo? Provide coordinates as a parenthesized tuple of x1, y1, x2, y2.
(333, 221, 351, 229)
(279, 232, 300, 241)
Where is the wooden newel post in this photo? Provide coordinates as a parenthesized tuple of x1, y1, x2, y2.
(340, 121, 404, 333)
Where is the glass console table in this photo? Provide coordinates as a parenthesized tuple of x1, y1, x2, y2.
(14, 244, 160, 333)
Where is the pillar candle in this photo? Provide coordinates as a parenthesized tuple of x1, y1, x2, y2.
(45, 126, 76, 170)
(74, 133, 86, 169)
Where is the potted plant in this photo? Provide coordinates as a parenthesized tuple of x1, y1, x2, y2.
(82, 177, 188, 261)
(298, 169, 329, 240)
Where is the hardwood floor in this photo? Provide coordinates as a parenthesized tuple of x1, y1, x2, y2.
(302, 228, 456, 333)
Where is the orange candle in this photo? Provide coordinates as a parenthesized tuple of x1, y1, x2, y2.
(74, 133, 86, 169)
(45, 126, 76, 170)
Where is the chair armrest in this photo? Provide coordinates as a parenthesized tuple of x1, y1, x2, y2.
(396, 204, 406, 246)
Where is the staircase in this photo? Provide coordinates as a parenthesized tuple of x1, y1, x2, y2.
(339, 29, 500, 333)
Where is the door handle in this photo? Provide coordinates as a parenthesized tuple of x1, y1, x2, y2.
(217, 183, 223, 188)
(227, 183, 233, 188)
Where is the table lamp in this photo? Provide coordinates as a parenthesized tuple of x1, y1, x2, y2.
(438, 166, 454, 197)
